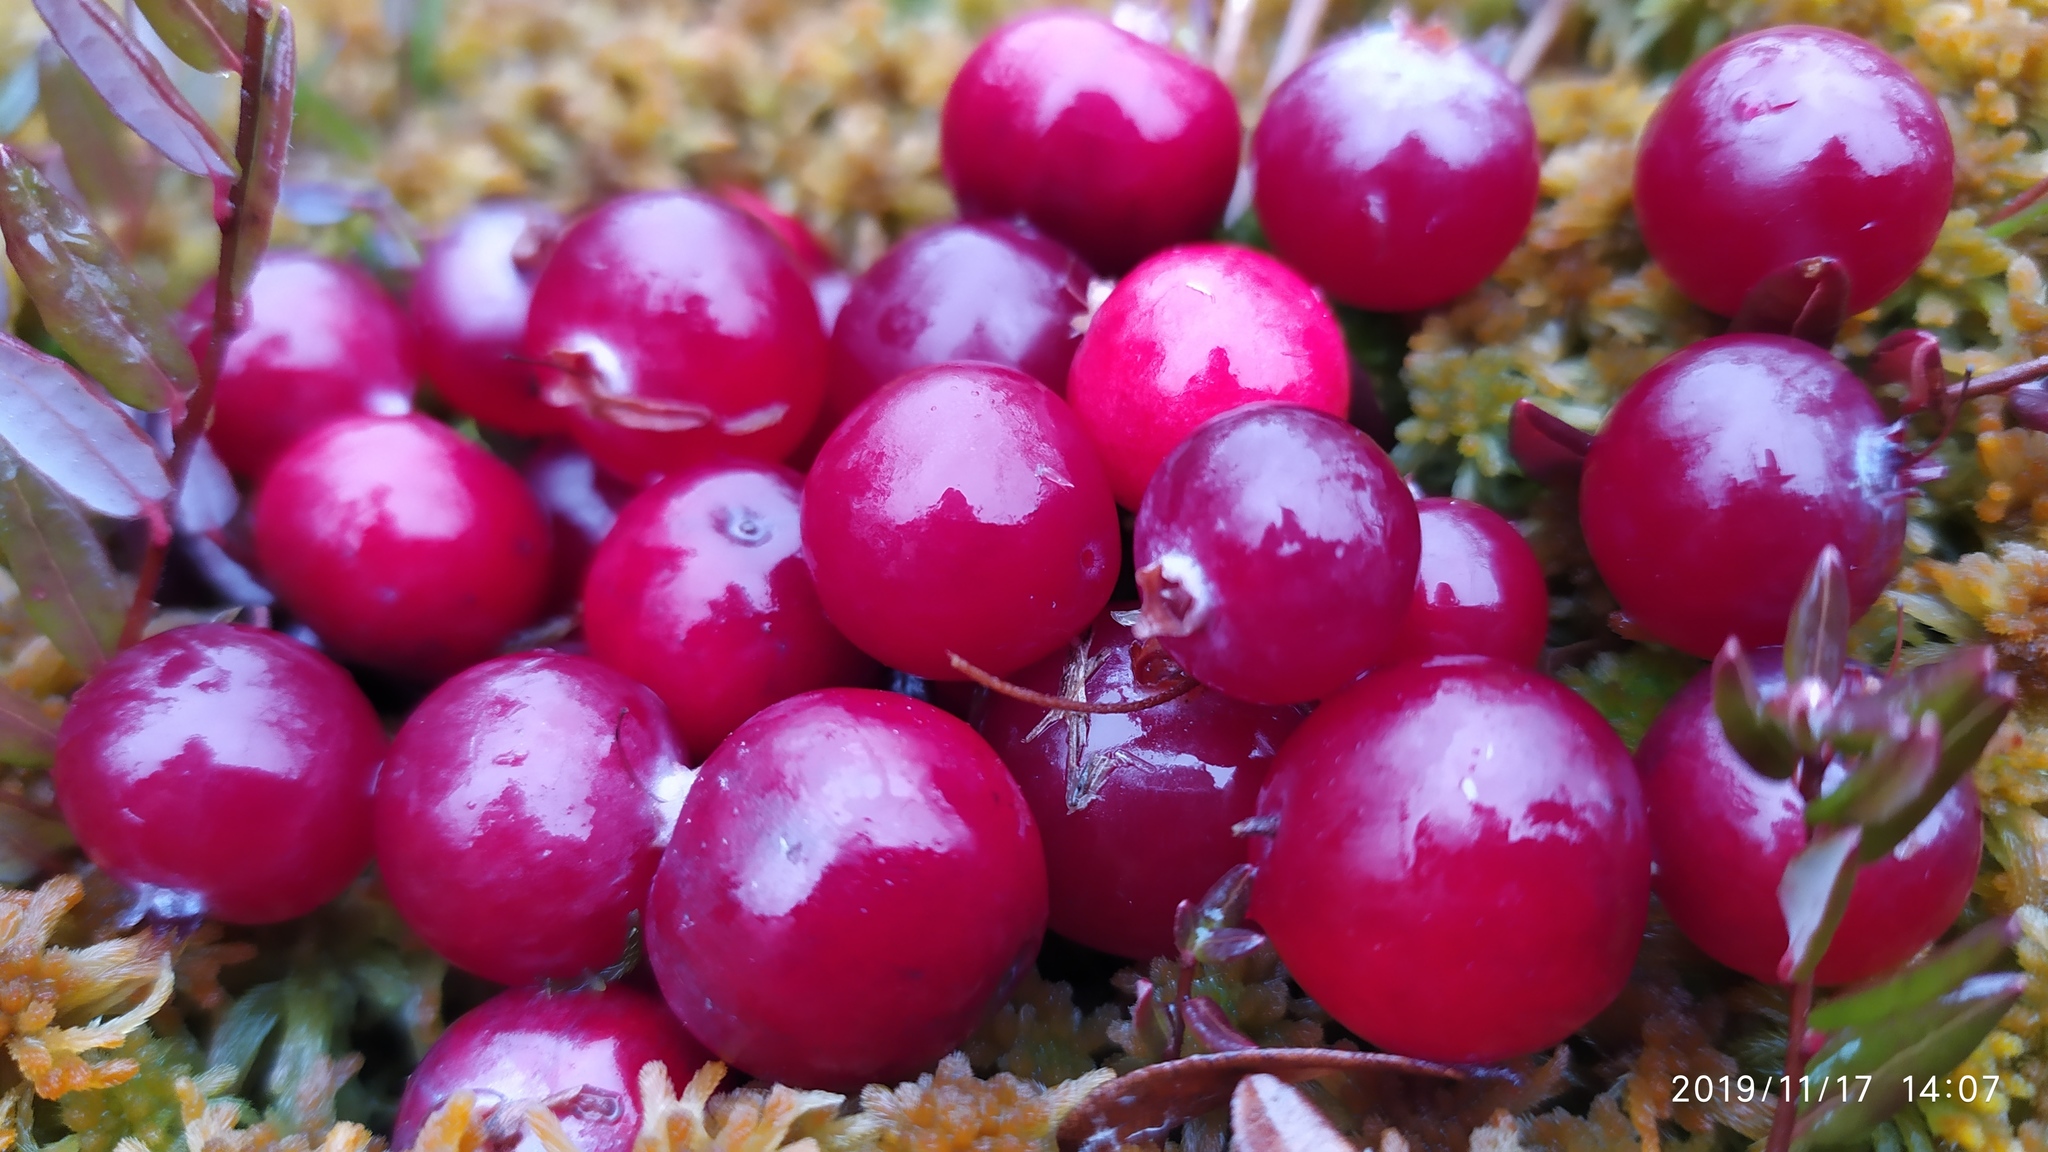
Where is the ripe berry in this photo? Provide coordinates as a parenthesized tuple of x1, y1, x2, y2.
(1637, 651, 1980, 986)
(713, 185, 836, 279)
(803, 363, 1119, 680)
(1133, 404, 1419, 705)
(375, 652, 693, 985)
(521, 441, 637, 615)
(520, 191, 827, 483)
(1251, 20, 1539, 313)
(1634, 26, 1953, 316)
(52, 623, 385, 924)
(252, 415, 552, 681)
(393, 985, 710, 1152)
(941, 10, 1240, 274)
(980, 609, 1303, 960)
(645, 689, 1047, 1090)
(1067, 244, 1350, 508)
(1383, 497, 1549, 667)
(1251, 657, 1649, 1063)
(187, 251, 415, 480)
(582, 460, 878, 757)
(413, 200, 564, 436)
(1579, 334, 1906, 659)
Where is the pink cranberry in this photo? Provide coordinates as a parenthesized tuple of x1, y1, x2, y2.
(393, 985, 710, 1152)
(980, 608, 1303, 960)
(520, 191, 828, 483)
(803, 363, 1120, 680)
(52, 623, 386, 924)
(941, 9, 1241, 274)
(582, 460, 878, 757)
(1637, 651, 1981, 986)
(375, 653, 693, 985)
(645, 689, 1047, 1090)
(252, 415, 552, 681)
(522, 442, 637, 615)
(1383, 497, 1549, 667)
(713, 184, 837, 279)
(1067, 243, 1350, 507)
(188, 251, 416, 480)
(413, 200, 565, 436)
(1251, 657, 1649, 1063)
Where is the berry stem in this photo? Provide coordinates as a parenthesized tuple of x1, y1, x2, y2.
(1954, 355, 2048, 401)
(945, 650, 1198, 713)
(1210, 0, 1255, 83)
(1505, 0, 1572, 84)
(1765, 751, 1832, 1152)
(1986, 175, 2048, 239)
(1259, 0, 1330, 97)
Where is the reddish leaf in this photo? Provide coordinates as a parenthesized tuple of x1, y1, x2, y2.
(1804, 712, 1940, 829)
(0, 683, 58, 768)
(1784, 546, 1849, 691)
(1182, 996, 1258, 1053)
(35, 46, 146, 227)
(0, 333, 170, 523)
(1729, 256, 1850, 349)
(31, 0, 235, 184)
(226, 7, 291, 300)
(1868, 330, 1945, 414)
(1507, 399, 1590, 487)
(1711, 637, 1798, 780)
(0, 442, 127, 672)
(1777, 825, 1862, 983)
(1231, 1075, 1354, 1152)
(133, 0, 243, 73)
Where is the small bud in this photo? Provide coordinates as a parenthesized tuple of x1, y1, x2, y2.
(1712, 638, 1799, 780)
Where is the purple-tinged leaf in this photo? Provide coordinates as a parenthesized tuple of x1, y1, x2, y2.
(133, 0, 243, 73)
(0, 144, 194, 415)
(1230, 1075, 1353, 1152)
(1182, 996, 1259, 1054)
(225, 7, 290, 300)
(0, 333, 171, 523)
(1508, 399, 1590, 487)
(0, 682, 58, 767)
(1129, 978, 1176, 1063)
(1868, 330, 1945, 414)
(36, 46, 146, 226)
(1176, 863, 1254, 959)
(1804, 712, 1940, 829)
(30, 0, 235, 183)
(1809, 917, 2017, 1033)
(1778, 825, 1862, 984)
(1729, 256, 1850, 349)
(1861, 659, 2013, 862)
(1712, 638, 1799, 780)
(1785, 546, 1849, 691)
(2010, 382, 2048, 435)
(0, 441, 127, 672)
(1193, 926, 1270, 967)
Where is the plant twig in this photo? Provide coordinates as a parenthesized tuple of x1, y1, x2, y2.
(946, 650, 1199, 714)
(1211, 0, 1256, 85)
(1765, 752, 1832, 1152)
(1955, 354, 2048, 401)
(1505, 0, 1572, 84)
(1259, 0, 1329, 98)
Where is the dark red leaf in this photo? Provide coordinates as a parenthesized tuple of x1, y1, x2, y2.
(1231, 1075, 1355, 1152)
(1729, 256, 1850, 349)
(1182, 996, 1258, 1053)
(226, 7, 290, 299)
(31, 0, 235, 184)
(1711, 637, 1799, 780)
(0, 333, 170, 524)
(1784, 546, 1849, 691)
(133, 0, 244, 73)
(1868, 330, 1945, 414)
(0, 683, 58, 768)
(1507, 399, 1591, 487)
(35, 45, 149, 227)
(0, 441, 127, 672)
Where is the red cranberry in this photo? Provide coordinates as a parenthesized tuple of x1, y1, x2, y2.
(1634, 26, 1953, 316)
(1251, 657, 1649, 1063)
(52, 623, 385, 924)
(1637, 651, 1980, 986)
(803, 363, 1120, 681)
(520, 191, 827, 483)
(941, 9, 1241, 274)
(413, 200, 564, 436)
(582, 460, 877, 757)
(375, 653, 693, 985)
(713, 185, 836, 279)
(1579, 334, 1906, 659)
(645, 689, 1047, 1090)
(1067, 243, 1350, 507)
(1134, 404, 1419, 705)
(188, 251, 416, 480)
(980, 609, 1303, 960)
(1250, 19, 1538, 313)
(1383, 497, 1548, 667)
(393, 984, 710, 1152)
(522, 442, 637, 615)
(252, 415, 552, 681)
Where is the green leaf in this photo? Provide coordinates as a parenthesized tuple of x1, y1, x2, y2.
(0, 54, 40, 137)
(1861, 652, 2014, 862)
(227, 8, 290, 300)
(30, 0, 236, 183)
(1713, 638, 1799, 780)
(0, 144, 196, 414)
(1809, 918, 2017, 1034)
(0, 682, 57, 767)
(37, 46, 144, 225)
(1805, 712, 1940, 828)
(133, 0, 244, 74)
(1778, 825, 1862, 983)
(404, 0, 445, 97)
(0, 441, 126, 672)
(207, 981, 283, 1095)
(1785, 545, 1849, 690)
(0, 332, 170, 522)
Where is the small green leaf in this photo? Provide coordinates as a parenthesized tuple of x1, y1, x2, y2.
(1785, 546, 1849, 691)
(0, 682, 57, 767)
(1861, 654, 2014, 862)
(0, 332, 171, 522)
(1805, 712, 1940, 828)
(207, 981, 282, 1095)
(1778, 825, 1862, 983)
(0, 54, 40, 137)
(404, 0, 445, 97)
(1713, 638, 1799, 780)
(226, 8, 290, 300)
(133, 0, 244, 74)
(31, 0, 237, 183)
(0, 441, 126, 672)
(1809, 917, 2017, 1034)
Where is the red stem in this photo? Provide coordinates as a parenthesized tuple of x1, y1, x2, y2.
(1986, 174, 2048, 226)
(1955, 354, 2048, 401)
(945, 651, 1199, 714)
(1765, 753, 1830, 1152)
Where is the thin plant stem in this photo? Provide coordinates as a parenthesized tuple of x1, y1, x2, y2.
(1505, 0, 1572, 85)
(1765, 752, 1833, 1152)
(946, 650, 1199, 713)
(1260, 0, 1330, 98)
(1956, 354, 2048, 401)
(1211, 0, 1256, 85)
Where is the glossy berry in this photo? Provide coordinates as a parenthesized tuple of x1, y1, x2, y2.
(804, 363, 1119, 680)
(583, 460, 878, 757)
(646, 689, 1047, 1090)
(521, 191, 827, 483)
(522, 441, 637, 615)
(1067, 244, 1349, 508)
(1634, 26, 1953, 316)
(941, 10, 1241, 274)
(1637, 651, 1980, 986)
(1251, 20, 1539, 313)
(52, 623, 385, 924)
(1134, 404, 1419, 705)
(1383, 497, 1549, 667)
(393, 985, 710, 1152)
(252, 415, 552, 681)
(1252, 657, 1649, 1063)
(1579, 334, 1906, 659)
(413, 200, 565, 435)
(189, 251, 415, 480)
(714, 184, 836, 279)
(981, 609, 1303, 960)
(375, 653, 693, 985)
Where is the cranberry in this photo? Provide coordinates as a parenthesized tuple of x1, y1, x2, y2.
(941, 9, 1241, 274)
(413, 200, 564, 436)
(713, 185, 836, 279)
(1637, 651, 1980, 986)
(645, 689, 1047, 1090)
(522, 442, 637, 615)
(1067, 243, 1350, 507)
(1634, 26, 1953, 316)
(187, 251, 416, 480)
(803, 363, 1119, 681)
(51, 623, 385, 924)
(1250, 19, 1539, 313)
(1579, 334, 1906, 659)
(1251, 657, 1649, 1063)
(375, 653, 693, 985)
(980, 608, 1303, 960)
(252, 415, 552, 681)
(393, 984, 710, 1152)
(520, 191, 827, 483)
(582, 460, 878, 757)
(1383, 497, 1548, 667)
(1133, 404, 1419, 705)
